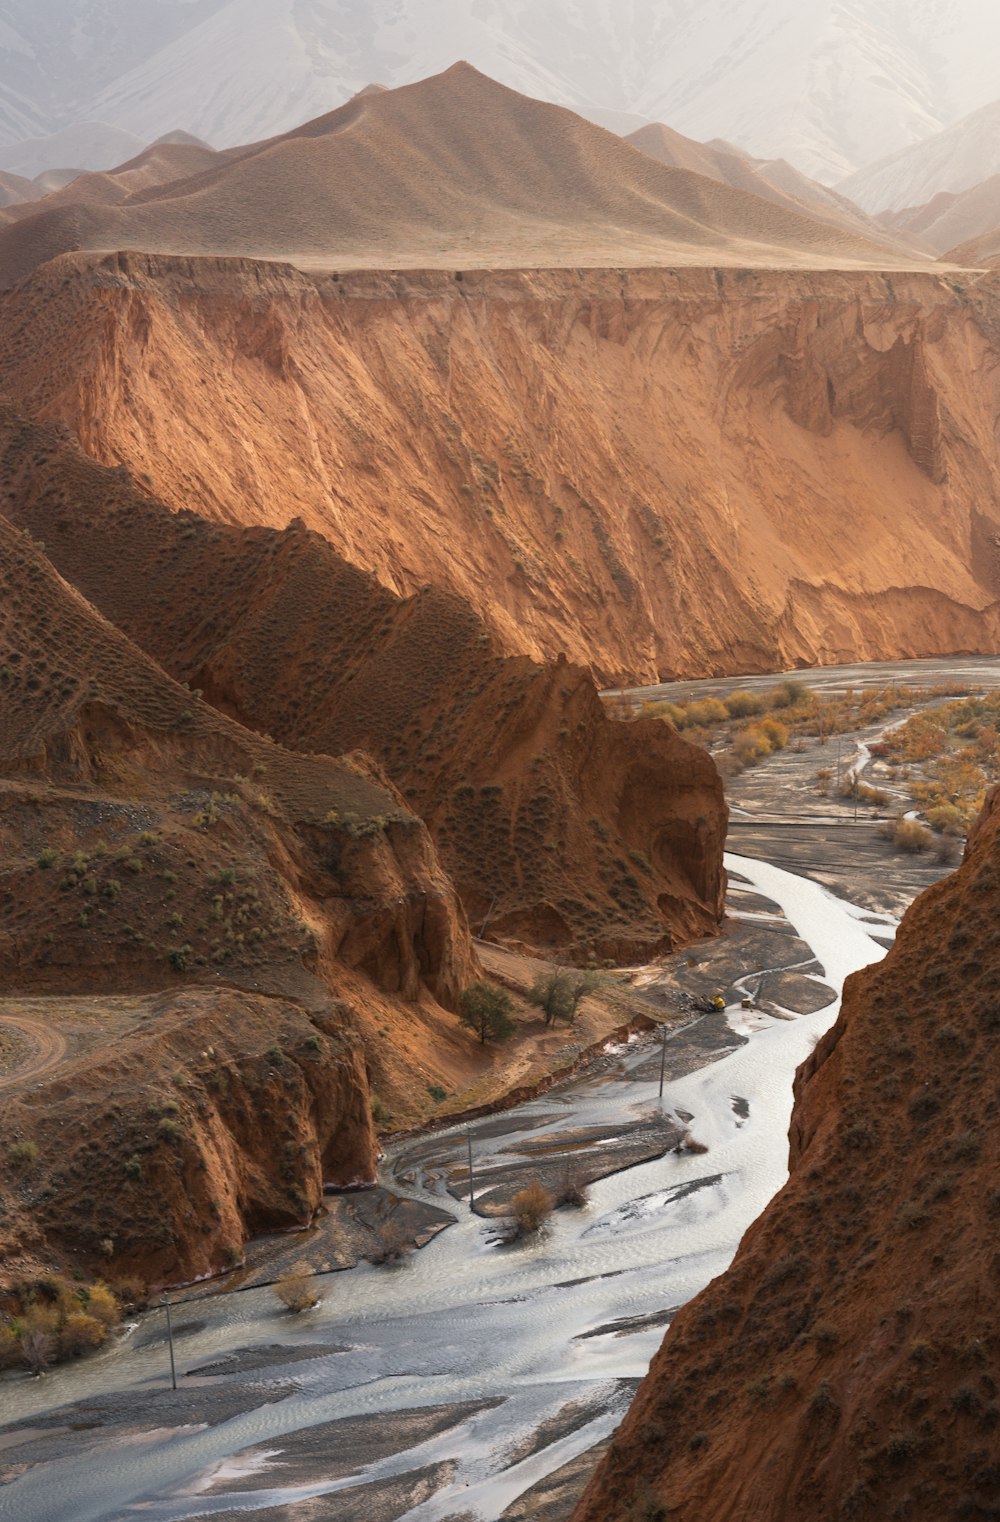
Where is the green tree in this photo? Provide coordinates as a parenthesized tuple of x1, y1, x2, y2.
(527, 969, 601, 1026)
(458, 982, 516, 1044)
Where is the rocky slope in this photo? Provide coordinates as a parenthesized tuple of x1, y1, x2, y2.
(574, 791, 1000, 1521)
(4, 252, 1000, 684)
(0, 505, 478, 1286)
(0, 406, 726, 962)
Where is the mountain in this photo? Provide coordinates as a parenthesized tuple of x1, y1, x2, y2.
(574, 784, 1000, 1522)
(840, 98, 1000, 214)
(4, 2, 1000, 183)
(877, 176, 1000, 258)
(0, 121, 145, 177)
(0, 66, 904, 289)
(627, 123, 891, 245)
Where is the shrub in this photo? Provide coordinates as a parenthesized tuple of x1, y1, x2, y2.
(85, 1284, 120, 1327)
(272, 1262, 321, 1313)
(124, 1154, 143, 1180)
(893, 818, 935, 854)
(20, 1325, 55, 1375)
(427, 1084, 447, 1103)
(59, 1313, 107, 1357)
(508, 1180, 554, 1237)
(367, 1221, 414, 1265)
(926, 802, 965, 836)
(683, 698, 729, 727)
(555, 1166, 589, 1208)
(459, 981, 516, 1044)
(37, 848, 58, 869)
(723, 690, 764, 718)
(8, 1139, 38, 1170)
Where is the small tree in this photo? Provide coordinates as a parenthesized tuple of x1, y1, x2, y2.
(527, 969, 600, 1026)
(458, 982, 516, 1045)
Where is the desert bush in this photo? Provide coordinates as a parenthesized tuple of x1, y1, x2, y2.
(757, 718, 789, 750)
(59, 1312, 107, 1357)
(36, 848, 58, 869)
(508, 1180, 554, 1237)
(272, 1261, 322, 1313)
(892, 818, 935, 854)
(458, 981, 516, 1044)
(19, 1325, 55, 1375)
(555, 1166, 589, 1208)
(723, 690, 764, 718)
(768, 679, 811, 709)
(683, 698, 729, 728)
(85, 1283, 120, 1327)
(926, 802, 965, 836)
(733, 728, 772, 765)
(367, 1221, 415, 1265)
(935, 834, 960, 865)
(8, 1139, 38, 1170)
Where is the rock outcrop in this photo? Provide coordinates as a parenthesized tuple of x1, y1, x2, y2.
(3, 254, 1000, 683)
(574, 789, 1000, 1521)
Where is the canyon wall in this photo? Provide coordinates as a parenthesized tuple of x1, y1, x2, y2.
(3, 254, 1000, 683)
(574, 791, 1000, 1521)
(0, 407, 726, 961)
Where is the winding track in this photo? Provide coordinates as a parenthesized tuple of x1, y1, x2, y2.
(0, 1015, 67, 1088)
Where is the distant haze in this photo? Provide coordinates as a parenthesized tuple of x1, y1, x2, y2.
(3, 1, 1000, 182)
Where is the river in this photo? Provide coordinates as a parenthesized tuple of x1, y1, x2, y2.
(3, 656, 998, 1522)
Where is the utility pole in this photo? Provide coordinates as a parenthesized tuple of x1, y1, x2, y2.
(658, 1022, 668, 1099)
(162, 1295, 177, 1391)
(467, 1129, 475, 1211)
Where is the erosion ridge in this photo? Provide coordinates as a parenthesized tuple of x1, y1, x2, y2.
(4, 253, 1000, 685)
(0, 405, 726, 961)
(0, 506, 480, 1285)
(574, 790, 1000, 1521)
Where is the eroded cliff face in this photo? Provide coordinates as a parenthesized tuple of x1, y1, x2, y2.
(3, 254, 1000, 682)
(574, 792, 1000, 1522)
(0, 408, 726, 960)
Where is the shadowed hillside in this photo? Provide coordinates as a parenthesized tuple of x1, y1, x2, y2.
(0, 406, 727, 963)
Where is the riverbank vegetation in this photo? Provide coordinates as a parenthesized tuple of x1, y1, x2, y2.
(0, 1273, 122, 1372)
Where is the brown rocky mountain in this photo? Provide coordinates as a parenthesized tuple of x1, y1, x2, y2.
(877, 174, 1000, 257)
(0, 503, 482, 1284)
(574, 786, 1000, 1521)
(0, 65, 906, 288)
(3, 252, 1000, 685)
(627, 123, 891, 245)
(0, 385, 729, 1292)
(0, 405, 725, 963)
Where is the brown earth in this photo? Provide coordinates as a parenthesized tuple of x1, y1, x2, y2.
(0, 64, 909, 288)
(0, 405, 726, 961)
(627, 124, 890, 245)
(574, 789, 1000, 1522)
(0, 505, 486, 1286)
(3, 252, 1000, 685)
